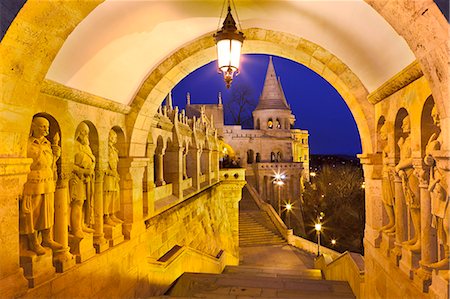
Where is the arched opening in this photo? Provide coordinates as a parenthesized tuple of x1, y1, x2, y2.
(267, 118, 273, 129)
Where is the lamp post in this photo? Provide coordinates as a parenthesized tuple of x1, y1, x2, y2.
(275, 179, 284, 216)
(285, 203, 292, 229)
(315, 222, 322, 257)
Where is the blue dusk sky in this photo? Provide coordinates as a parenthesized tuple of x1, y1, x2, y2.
(171, 54, 362, 157)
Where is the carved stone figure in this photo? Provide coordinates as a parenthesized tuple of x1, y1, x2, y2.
(379, 123, 395, 233)
(395, 115, 421, 252)
(20, 117, 63, 255)
(69, 123, 95, 239)
(104, 130, 123, 226)
(422, 106, 449, 272)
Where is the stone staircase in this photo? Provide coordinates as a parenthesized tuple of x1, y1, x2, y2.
(239, 185, 285, 247)
(158, 184, 355, 298)
(239, 211, 286, 247)
(164, 265, 355, 298)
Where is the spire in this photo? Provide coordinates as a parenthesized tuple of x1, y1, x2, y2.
(167, 92, 173, 109)
(255, 56, 290, 111)
(186, 92, 191, 105)
(218, 92, 223, 105)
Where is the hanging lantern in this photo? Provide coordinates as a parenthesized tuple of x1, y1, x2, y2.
(214, 3, 245, 88)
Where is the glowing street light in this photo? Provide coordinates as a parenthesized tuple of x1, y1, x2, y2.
(315, 222, 322, 257)
(213, 0, 245, 88)
(273, 170, 286, 216)
(315, 212, 324, 257)
(285, 203, 292, 229)
(331, 239, 337, 246)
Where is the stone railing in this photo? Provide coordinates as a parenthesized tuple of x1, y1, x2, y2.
(315, 252, 365, 299)
(219, 168, 246, 181)
(255, 162, 303, 169)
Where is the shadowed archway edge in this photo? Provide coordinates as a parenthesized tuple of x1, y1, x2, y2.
(126, 28, 374, 157)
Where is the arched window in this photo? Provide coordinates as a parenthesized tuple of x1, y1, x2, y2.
(276, 118, 281, 129)
(267, 118, 273, 129)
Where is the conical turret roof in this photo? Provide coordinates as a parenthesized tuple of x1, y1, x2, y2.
(255, 57, 290, 111)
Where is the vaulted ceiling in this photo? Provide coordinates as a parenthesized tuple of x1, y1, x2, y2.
(45, 0, 416, 105)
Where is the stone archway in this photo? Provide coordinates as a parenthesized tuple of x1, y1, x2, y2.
(0, 1, 447, 158)
(127, 29, 374, 157)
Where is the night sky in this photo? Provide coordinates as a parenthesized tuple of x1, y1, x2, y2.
(172, 54, 362, 157)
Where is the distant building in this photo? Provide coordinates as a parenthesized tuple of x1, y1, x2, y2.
(187, 57, 309, 234)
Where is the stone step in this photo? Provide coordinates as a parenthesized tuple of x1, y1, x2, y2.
(223, 265, 323, 280)
(165, 271, 355, 298)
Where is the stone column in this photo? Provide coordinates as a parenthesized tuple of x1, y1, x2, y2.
(118, 157, 149, 239)
(0, 158, 31, 297)
(155, 153, 165, 186)
(211, 149, 220, 182)
(187, 148, 201, 190)
(53, 167, 75, 272)
(93, 168, 108, 253)
(359, 154, 383, 248)
(164, 146, 183, 198)
(217, 168, 246, 264)
(144, 144, 156, 217)
(201, 148, 212, 185)
(392, 173, 407, 265)
(413, 165, 437, 292)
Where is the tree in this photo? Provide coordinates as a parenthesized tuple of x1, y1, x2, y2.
(302, 164, 365, 254)
(224, 82, 257, 128)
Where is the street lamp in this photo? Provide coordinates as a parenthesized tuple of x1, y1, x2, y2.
(285, 203, 292, 229)
(315, 222, 322, 257)
(331, 239, 337, 246)
(275, 179, 284, 215)
(213, 0, 245, 88)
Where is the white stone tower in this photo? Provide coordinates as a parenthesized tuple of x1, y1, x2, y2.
(252, 56, 296, 131)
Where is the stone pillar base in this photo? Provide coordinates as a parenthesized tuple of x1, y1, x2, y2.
(94, 236, 109, 254)
(0, 269, 28, 297)
(123, 222, 145, 240)
(20, 249, 55, 288)
(429, 270, 449, 299)
(69, 233, 96, 263)
(413, 267, 432, 293)
(53, 247, 76, 273)
(399, 247, 420, 279)
(390, 245, 402, 266)
(104, 224, 125, 247)
(365, 226, 382, 248)
(380, 232, 395, 257)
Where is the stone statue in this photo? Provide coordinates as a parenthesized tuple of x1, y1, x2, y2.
(379, 123, 395, 233)
(104, 130, 123, 226)
(422, 106, 449, 271)
(395, 115, 421, 252)
(20, 117, 63, 255)
(69, 123, 95, 238)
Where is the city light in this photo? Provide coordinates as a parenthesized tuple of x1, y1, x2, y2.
(285, 203, 292, 211)
(331, 239, 337, 245)
(310, 172, 316, 177)
(315, 223, 322, 232)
